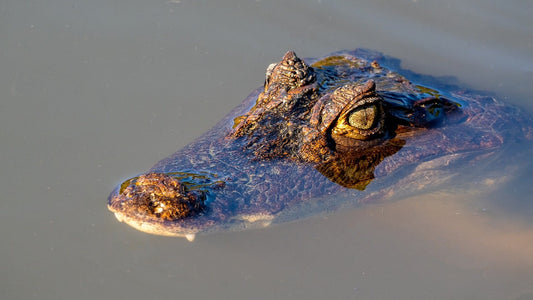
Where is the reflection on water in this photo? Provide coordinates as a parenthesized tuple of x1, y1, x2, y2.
(317, 138, 405, 189)
(372, 192, 533, 269)
(337, 191, 533, 299)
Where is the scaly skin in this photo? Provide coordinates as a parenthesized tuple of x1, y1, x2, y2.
(108, 49, 533, 240)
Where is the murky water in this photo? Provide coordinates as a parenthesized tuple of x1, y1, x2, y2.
(1, 0, 532, 299)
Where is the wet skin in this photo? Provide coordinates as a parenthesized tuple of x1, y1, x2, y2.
(108, 49, 533, 241)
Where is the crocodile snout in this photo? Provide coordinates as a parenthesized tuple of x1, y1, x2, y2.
(109, 173, 206, 221)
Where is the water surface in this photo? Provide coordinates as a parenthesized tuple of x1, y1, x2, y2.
(1, 0, 532, 299)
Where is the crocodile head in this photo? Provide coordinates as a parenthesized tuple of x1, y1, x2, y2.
(108, 50, 532, 240)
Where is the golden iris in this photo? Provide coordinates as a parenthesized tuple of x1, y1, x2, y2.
(348, 105, 376, 130)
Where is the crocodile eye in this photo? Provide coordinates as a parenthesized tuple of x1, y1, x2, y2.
(348, 105, 377, 130)
(322, 81, 387, 143)
(331, 99, 386, 141)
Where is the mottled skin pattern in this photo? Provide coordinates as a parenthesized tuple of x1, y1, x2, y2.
(108, 49, 533, 240)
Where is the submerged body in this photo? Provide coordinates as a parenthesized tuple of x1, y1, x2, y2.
(108, 49, 533, 240)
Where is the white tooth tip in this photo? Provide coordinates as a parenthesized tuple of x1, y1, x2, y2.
(114, 212, 124, 222)
(185, 234, 196, 242)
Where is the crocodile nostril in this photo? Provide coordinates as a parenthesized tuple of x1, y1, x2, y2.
(117, 173, 206, 220)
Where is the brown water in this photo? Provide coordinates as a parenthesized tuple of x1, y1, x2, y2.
(1, 0, 533, 299)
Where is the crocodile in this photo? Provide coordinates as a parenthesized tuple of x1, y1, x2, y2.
(108, 49, 533, 241)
